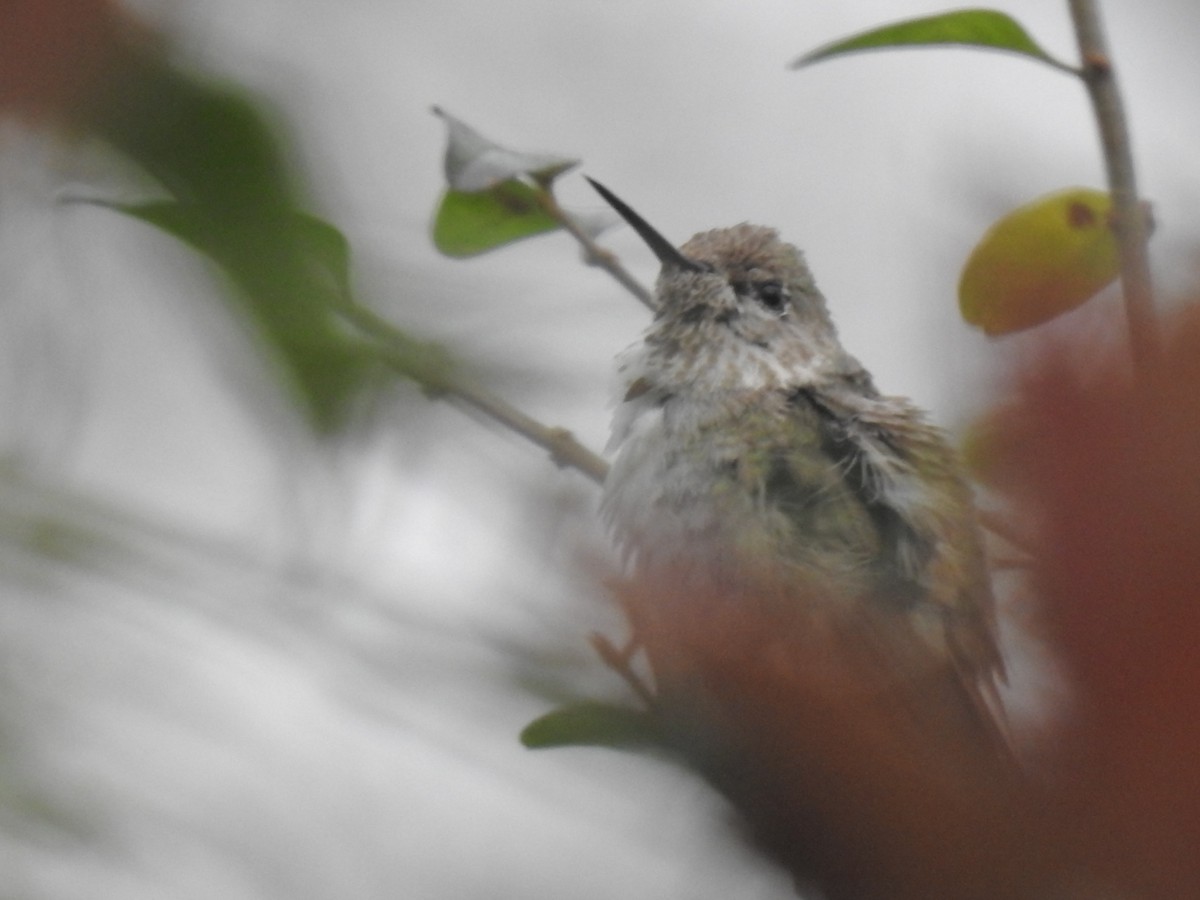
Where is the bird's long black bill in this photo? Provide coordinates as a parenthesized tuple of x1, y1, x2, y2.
(586, 177, 704, 273)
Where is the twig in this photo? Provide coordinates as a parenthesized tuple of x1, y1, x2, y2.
(590, 632, 657, 707)
(536, 189, 658, 312)
(1068, 0, 1159, 368)
(337, 299, 611, 485)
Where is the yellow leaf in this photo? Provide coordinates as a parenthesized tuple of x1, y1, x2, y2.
(958, 188, 1120, 335)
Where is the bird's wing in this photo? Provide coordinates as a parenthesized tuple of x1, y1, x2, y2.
(783, 383, 936, 604)
(782, 382, 1012, 755)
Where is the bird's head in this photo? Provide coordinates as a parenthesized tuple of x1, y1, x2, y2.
(588, 178, 849, 392)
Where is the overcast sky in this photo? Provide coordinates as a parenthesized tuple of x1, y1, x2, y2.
(5, 2, 1200, 898)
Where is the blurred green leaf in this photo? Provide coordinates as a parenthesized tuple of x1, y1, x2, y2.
(109, 200, 372, 432)
(289, 212, 354, 299)
(433, 181, 562, 257)
(84, 50, 375, 431)
(432, 106, 578, 192)
(117, 203, 355, 301)
(92, 50, 296, 212)
(520, 702, 661, 750)
(791, 9, 1072, 72)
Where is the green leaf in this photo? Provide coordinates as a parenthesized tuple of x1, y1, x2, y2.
(432, 181, 562, 257)
(90, 50, 298, 214)
(520, 702, 662, 750)
(432, 106, 578, 192)
(791, 9, 1073, 72)
(288, 212, 354, 299)
(115, 203, 354, 299)
(79, 49, 378, 431)
(107, 200, 373, 432)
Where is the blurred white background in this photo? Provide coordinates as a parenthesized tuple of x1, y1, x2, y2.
(2, 1, 1199, 897)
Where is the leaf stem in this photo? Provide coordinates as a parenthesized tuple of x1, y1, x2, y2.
(537, 189, 658, 312)
(1067, 0, 1159, 367)
(338, 299, 611, 485)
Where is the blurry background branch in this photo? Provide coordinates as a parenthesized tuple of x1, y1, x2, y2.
(335, 298, 610, 483)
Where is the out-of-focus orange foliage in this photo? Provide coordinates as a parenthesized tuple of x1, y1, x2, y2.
(0, 0, 137, 122)
(613, 304, 1200, 899)
(1012, 304, 1200, 898)
(616, 570, 1042, 900)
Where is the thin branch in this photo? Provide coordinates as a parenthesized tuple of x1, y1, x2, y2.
(1068, 0, 1159, 368)
(448, 381, 610, 484)
(536, 189, 658, 312)
(338, 299, 611, 485)
(590, 633, 657, 707)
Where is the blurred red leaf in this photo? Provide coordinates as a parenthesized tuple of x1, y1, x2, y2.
(1008, 306, 1200, 897)
(0, 0, 130, 121)
(613, 570, 1038, 900)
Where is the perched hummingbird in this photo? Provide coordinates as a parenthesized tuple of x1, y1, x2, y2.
(588, 178, 1004, 742)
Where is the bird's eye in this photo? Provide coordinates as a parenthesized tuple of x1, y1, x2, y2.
(753, 280, 788, 314)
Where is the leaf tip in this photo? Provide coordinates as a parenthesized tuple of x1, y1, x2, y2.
(519, 702, 661, 751)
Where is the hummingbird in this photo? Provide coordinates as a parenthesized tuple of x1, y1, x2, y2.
(587, 178, 1005, 745)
